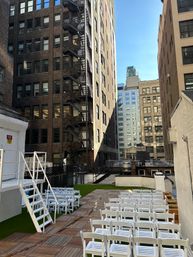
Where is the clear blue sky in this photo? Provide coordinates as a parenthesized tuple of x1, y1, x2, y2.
(115, 0, 163, 83)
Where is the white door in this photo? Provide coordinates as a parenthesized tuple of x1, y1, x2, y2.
(0, 128, 18, 181)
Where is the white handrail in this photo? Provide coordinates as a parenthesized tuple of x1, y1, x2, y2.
(0, 149, 4, 192)
(33, 152, 59, 223)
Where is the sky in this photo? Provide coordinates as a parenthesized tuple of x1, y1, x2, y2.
(115, 0, 163, 83)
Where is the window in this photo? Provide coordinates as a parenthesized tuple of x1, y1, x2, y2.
(31, 129, 39, 144)
(27, 0, 33, 12)
(96, 82, 99, 97)
(155, 126, 163, 133)
(102, 73, 106, 87)
(96, 104, 99, 119)
(10, 5, 15, 16)
(17, 63, 23, 76)
(33, 83, 40, 96)
(53, 104, 61, 118)
(34, 38, 41, 51)
(43, 0, 49, 8)
(27, 19, 33, 29)
(102, 111, 107, 125)
(180, 20, 193, 38)
(26, 40, 32, 52)
(20, 2, 26, 14)
(53, 80, 60, 94)
(43, 16, 49, 25)
(156, 146, 164, 153)
(95, 38, 98, 53)
(154, 116, 162, 122)
(53, 57, 60, 70)
(42, 105, 48, 119)
(33, 106, 40, 119)
(43, 38, 49, 50)
(54, 36, 60, 47)
(25, 62, 32, 74)
(19, 21, 25, 30)
(24, 107, 31, 119)
(34, 61, 41, 73)
(0, 66, 5, 82)
(42, 59, 49, 72)
(144, 126, 152, 133)
(54, 0, 60, 6)
(16, 85, 23, 99)
(41, 129, 48, 143)
(53, 128, 60, 143)
(102, 91, 106, 106)
(42, 82, 48, 95)
(36, 0, 41, 10)
(25, 84, 31, 96)
(185, 73, 193, 89)
(146, 146, 154, 153)
(182, 46, 193, 64)
(95, 61, 99, 74)
(156, 136, 163, 143)
(54, 14, 61, 22)
(18, 42, 24, 54)
(145, 136, 153, 143)
(35, 17, 41, 27)
(97, 129, 100, 143)
(177, 0, 193, 13)
(94, 17, 98, 32)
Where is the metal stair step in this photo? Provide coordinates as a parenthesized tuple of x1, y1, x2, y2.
(36, 213, 49, 222)
(27, 194, 39, 199)
(33, 207, 44, 214)
(31, 200, 43, 206)
(24, 187, 35, 192)
(39, 219, 52, 229)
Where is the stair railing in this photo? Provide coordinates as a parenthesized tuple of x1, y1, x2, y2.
(33, 152, 59, 223)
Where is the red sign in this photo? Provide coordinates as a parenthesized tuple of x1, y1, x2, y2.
(7, 135, 13, 144)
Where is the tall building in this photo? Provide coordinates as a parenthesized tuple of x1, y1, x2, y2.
(0, 0, 13, 106)
(158, 0, 193, 161)
(139, 79, 165, 160)
(117, 67, 141, 160)
(8, 0, 117, 168)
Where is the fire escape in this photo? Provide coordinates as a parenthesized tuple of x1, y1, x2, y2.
(62, 0, 93, 168)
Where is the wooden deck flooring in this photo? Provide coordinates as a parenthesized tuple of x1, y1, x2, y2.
(0, 190, 119, 257)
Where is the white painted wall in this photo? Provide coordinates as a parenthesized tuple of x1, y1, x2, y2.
(0, 112, 28, 222)
(0, 189, 22, 222)
(115, 176, 155, 189)
(171, 94, 193, 244)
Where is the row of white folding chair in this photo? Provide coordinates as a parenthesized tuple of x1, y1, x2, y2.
(80, 231, 189, 257)
(109, 198, 167, 206)
(46, 189, 81, 208)
(100, 209, 175, 223)
(90, 219, 181, 239)
(105, 203, 168, 213)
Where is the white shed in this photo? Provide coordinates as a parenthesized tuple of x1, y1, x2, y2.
(0, 104, 28, 222)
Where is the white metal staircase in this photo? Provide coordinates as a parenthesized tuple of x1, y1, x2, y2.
(19, 152, 58, 233)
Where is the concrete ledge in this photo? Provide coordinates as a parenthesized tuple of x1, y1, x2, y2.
(115, 176, 155, 189)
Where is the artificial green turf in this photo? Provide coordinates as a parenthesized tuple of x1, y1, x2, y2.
(0, 208, 36, 240)
(74, 184, 145, 197)
(0, 184, 145, 240)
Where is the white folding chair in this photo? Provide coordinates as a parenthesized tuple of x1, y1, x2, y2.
(133, 237, 159, 257)
(107, 234, 132, 257)
(90, 219, 111, 235)
(160, 238, 189, 257)
(134, 222, 156, 238)
(152, 204, 168, 213)
(105, 202, 120, 211)
(111, 220, 133, 237)
(157, 223, 181, 239)
(119, 211, 136, 222)
(80, 231, 106, 257)
(136, 212, 154, 222)
(154, 212, 175, 223)
(100, 209, 118, 221)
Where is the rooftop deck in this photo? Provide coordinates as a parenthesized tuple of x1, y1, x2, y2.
(0, 189, 118, 256)
(0, 189, 192, 257)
